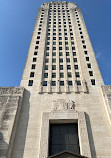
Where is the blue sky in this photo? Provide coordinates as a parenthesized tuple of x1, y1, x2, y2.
(0, 0, 111, 86)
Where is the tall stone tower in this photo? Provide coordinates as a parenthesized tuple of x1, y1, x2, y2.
(0, 1, 111, 158)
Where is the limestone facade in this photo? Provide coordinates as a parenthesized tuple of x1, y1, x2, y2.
(0, 1, 111, 158)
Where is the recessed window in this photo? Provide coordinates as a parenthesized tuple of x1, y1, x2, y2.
(45, 58, 49, 63)
(52, 52, 56, 56)
(51, 81, 56, 86)
(60, 65, 63, 70)
(53, 37, 56, 40)
(71, 41, 74, 45)
(45, 65, 48, 70)
(77, 80, 81, 85)
(74, 65, 78, 70)
(72, 47, 75, 50)
(53, 42, 56, 45)
(44, 73, 48, 78)
(66, 47, 69, 50)
(86, 57, 89, 61)
(75, 72, 80, 77)
(31, 64, 36, 69)
(68, 72, 72, 78)
(59, 37, 62, 40)
(89, 71, 93, 76)
(60, 73, 64, 78)
(65, 37, 68, 40)
(73, 58, 77, 62)
(28, 80, 33, 86)
(83, 45, 86, 49)
(67, 65, 71, 70)
(59, 58, 63, 63)
(68, 81, 72, 86)
(59, 42, 62, 45)
(87, 63, 91, 68)
(66, 52, 69, 56)
(60, 81, 64, 86)
(52, 73, 56, 78)
(30, 72, 34, 78)
(66, 58, 70, 62)
(34, 51, 38, 55)
(47, 47, 49, 50)
(43, 81, 47, 86)
(59, 52, 63, 56)
(84, 51, 87, 55)
(53, 47, 56, 50)
(36, 41, 39, 44)
(59, 47, 62, 50)
(73, 52, 76, 56)
(33, 58, 37, 62)
(37, 36, 40, 39)
(35, 46, 39, 49)
(52, 58, 56, 63)
(52, 65, 56, 70)
(46, 52, 49, 56)
(91, 79, 95, 85)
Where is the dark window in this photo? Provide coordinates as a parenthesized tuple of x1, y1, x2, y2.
(86, 57, 89, 61)
(51, 81, 56, 86)
(45, 58, 49, 63)
(83, 45, 86, 49)
(68, 81, 72, 86)
(59, 58, 63, 63)
(33, 58, 37, 62)
(60, 81, 64, 86)
(73, 52, 76, 56)
(60, 65, 63, 70)
(66, 58, 70, 62)
(34, 51, 38, 55)
(84, 51, 87, 55)
(91, 79, 95, 85)
(67, 65, 71, 70)
(31, 64, 36, 69)
(52, 52, 56, 56)
(59, 52, 63, 56)
(28, 80, 33, 86)
(45, 65, 48, 70)
(75, 72, 80, 77)
(44, 73, 48, 78)
(77, 80, 81, 85)
(43, 81, 47, 86)
(87, 63, 91, 68)
(52, 65, 56, 70)
(52, 58, 56, 63)
(52, 73, 56, 78)
(68, 72, 72, 78)
(74, 65, 78, 70)
(66, 52, 69, 56)
(73, 58, 77, 62)
(30, 72, 34, 77)
(89, 71, 93, 76)
(60, 73, 64, 78)
(49, 123, 80, 156)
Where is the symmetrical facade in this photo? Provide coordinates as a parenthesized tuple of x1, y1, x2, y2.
(0, 1, 111, 158)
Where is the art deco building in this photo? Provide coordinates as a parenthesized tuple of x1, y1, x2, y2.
(0, 1, 111, 158)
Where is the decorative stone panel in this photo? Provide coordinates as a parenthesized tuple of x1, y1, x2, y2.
(0, 87, 24, 158)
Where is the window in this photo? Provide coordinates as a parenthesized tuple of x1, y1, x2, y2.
(71, 41, 74, 45)
(46, 52, 49, 56)
(47, 47, 49, 50)
(59, 58, 63, 63)
(45, 65, 48, 70)
(31, 64, 36, 69)
(72, 47, 75, 50)
(89, 71, 93, 76)
(60, 81, 64, 86)
(34, 51, 38, 55)
(44, 73, 48, 78)
(77, 80, 81, 85)
(53, 37, 56, 40)
(47, 42, 50, 45)
(35, 46, 39, 49)
(43, 81, 47, 86)
(67, 65, 71, 70)
(68, 72, 72, 78)
(45, 58, 49, 63)
(86, 57, 89, 61)
(65, 37, 68, 40)
(52, 65, 56, 70)
(74, 65, 78, 70)
(66, 52, 69, 56)
(51, 81, 56, 86)
(66, 47, 69, 50)
(91, 79, 95, 85)
(83, 45, 86, 49)
(59, 52, 63, 56)
(53, 42, 56, 45)
(59, 47, 62, 50)
(28, 80, 33, 86)
(65, 42, 68, 45)
(59, 37, 62, 40)
(73, 58, 77, 62)
(73, 52, 76, 56)
(52, 58, 56, 63)
(36, 41, 39, 44)
(66, 58, 70, 62)
(52, 73, 56, 78)
(52, 52, 56, 56)
(60, 65, 63, 70)
(60, 73, 64, 78)
(37, 36, 40, 39)
(30, 72, 34, 77)
(33, 58, 37, 62)
(75, 72, 80, 77)
(87, 63, 91, 68)
(68, 81, 72, 86)
(84, 51, 87, 55)
(53, 47, 56, 50)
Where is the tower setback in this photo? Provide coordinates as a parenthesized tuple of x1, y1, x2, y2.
(0, 1, 111, 158)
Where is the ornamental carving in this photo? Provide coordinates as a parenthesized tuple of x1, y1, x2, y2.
(53, 99, 75, 110)
(0, 87, 24, 95)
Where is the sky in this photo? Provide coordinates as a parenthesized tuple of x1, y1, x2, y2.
(0, 0, 111, 87)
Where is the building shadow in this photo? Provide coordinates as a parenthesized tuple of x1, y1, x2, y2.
(85, 113, 97, 158)
(0, 132, 8, 157)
